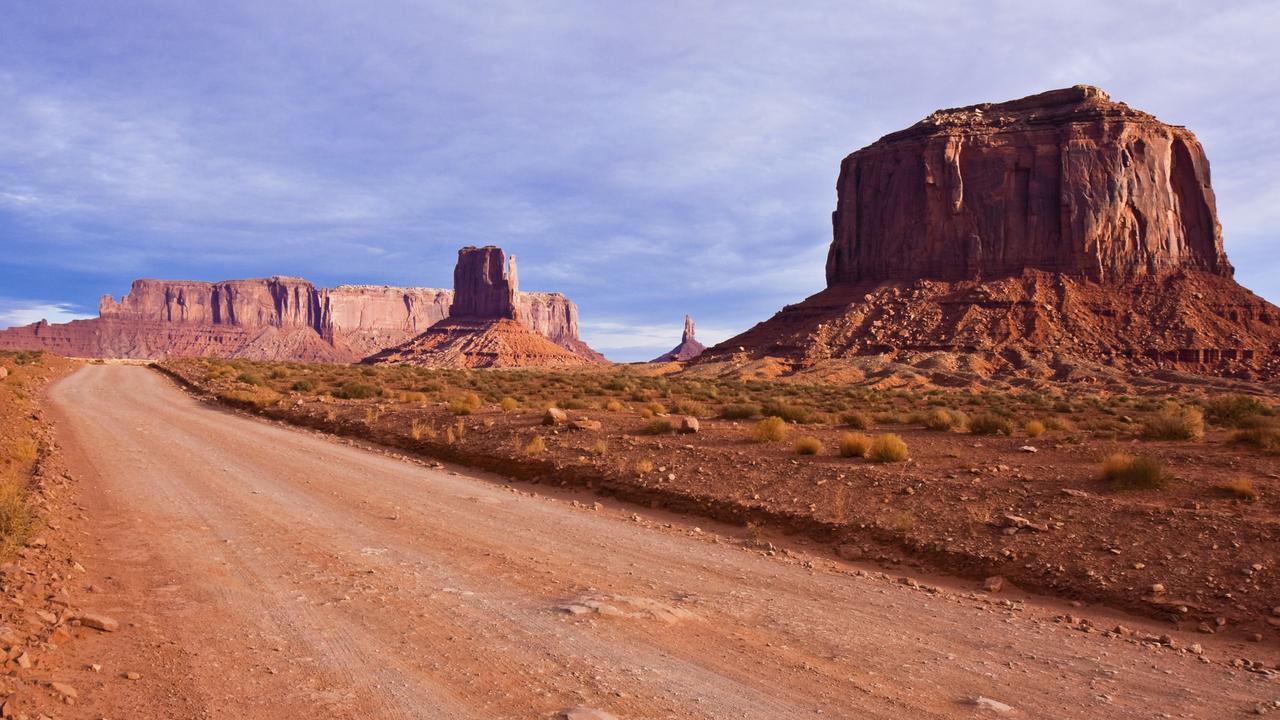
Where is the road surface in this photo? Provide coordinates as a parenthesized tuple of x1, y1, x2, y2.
(46, 364, 1275, 718)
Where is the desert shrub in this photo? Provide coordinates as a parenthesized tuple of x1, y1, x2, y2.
(1101, 453, 1169, 490)
(1231, 424, 1280, 453)
(794, 436, 823, 455)
(8, 438, 37, 466)
(590, 439, 609, 456)
(291, 379, 315, 392)
(674, 399, 706, 417)
(1216, 476, 1258, 501)
(604, 400, 623, 412)
(640, 419, 673, 435)
(720, 403, 760, 420)
(1203, 394, 1270, 427)
(500, 397, 519, 412)
(0, 483, 31, 556)
(236, 372, 265, 386)
(218, 387, 282, 407)
(874, 412, 909, 425)
(752, 416, 789, 443)
(840, 411, 873, 430)
(333, 382, 381, 400)
(868, 434, 909, 463)
(559, 398, 590, 410)
(645, 402, 668, 415)
(838, 432, 871, 458)
(267, 367, 288, 380)
(445, 419, 465, 444)
(524, 436, 546, 456)
(760, 400, 818, 424)
(1024, 420, 1046, 438)
(635, 458, 654, 474)
(639, 408, 655, 419)
(1142, 405, 1204, 441)
(969, 414, 1013, 436)
(409, 419, 434, 441)
(1045, 416, 1076, 432)
(891, 511, 916, 534)
(924, 408, 961, 432)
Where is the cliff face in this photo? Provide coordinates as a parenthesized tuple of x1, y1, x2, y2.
(825, 86, 1230, 285)
(0, 272, 601, 362)
(707, 86, 1280, 379)
(365, 245, 599, 368)
(651, 315, 706, 363)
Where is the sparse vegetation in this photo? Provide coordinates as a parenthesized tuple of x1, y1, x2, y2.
(640, 419, 673, 435)
(1203, 394, 1270, 427)
(752, 416, 789, 443)
(1216, 476, 1258, 501)
(838, 432, 871, 458)
(794, 436, 823, 455)
(840, 411, 872, 430)
(1142, 405, 1204, 441)
(868, 434, 909, 463)
(1232, 423, 1280, 453)
(635, 458, 654, 474)
(720, 403, 760, 420)
(1024, 420, 1046, 438)
(524, 436, 546, 456)
(500, 396, 519, 412)
(333, 382, 381, 400)
(969, 414, 1012, 436)
(1101, 453, 1169, 490)
(924, 408, 961, 432)
(236, 372, 265, 386)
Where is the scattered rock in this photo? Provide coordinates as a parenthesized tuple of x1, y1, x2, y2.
(543, 408, 568, 426)
(965, 696, 1014, 713)
(677, 416, 700, 434)
(49, 681, 76, 700)
(569, 418, 601, 432)
(76, 612, 120, 633)
(982, 576, 1006, 594)
(124, 671, 141, 681)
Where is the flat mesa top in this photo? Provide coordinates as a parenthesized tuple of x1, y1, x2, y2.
(875, 85, 1162, 144)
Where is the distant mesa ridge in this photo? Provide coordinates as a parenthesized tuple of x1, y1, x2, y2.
(0, 256, 604, 362)
(705, 85, 1280, 377)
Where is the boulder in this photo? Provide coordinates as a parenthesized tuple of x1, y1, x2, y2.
(677, 416, 701, 434)
(543, 408, 568, 425)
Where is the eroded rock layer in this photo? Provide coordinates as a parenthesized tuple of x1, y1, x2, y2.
(0, 274, 602, 362)
(709, 86, 1280, 378)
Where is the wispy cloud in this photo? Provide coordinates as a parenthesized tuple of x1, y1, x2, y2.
(0, 299, 94, 329)
(1, 0, 1277, 345)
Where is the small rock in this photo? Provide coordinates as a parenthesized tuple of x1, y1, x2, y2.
(15, 652, 31, 669)
(560, 707, 618, 720)
(570, 418, 602, 432)
(542, 408, 568, 426)
(88, 664, 101, 672)
(1150, 583, 1166, 594)
(49, 682, 76, 700)
(1018, 445, 1038, 453)
(77, 613, 119, 633)
(124, 671, 141, 680)
(966, 696, 1014, 713)
(677, 416, 700, 434)
(982, 576, 1005, 594)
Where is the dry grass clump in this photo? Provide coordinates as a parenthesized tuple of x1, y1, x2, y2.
(674, 399, 706, 417)
(1203, 394, 1270, 427)
(590, 439, 609, 456)
(837, 432, 871, 458)
(1045, 416, 1076, 432)
(1101, 453, 1169, 490)
(719, 403, 759, 420)
(635, 458, 654, 474)
(236, 372, 265, 386)
(291, 379, 316, 392)
(840, 411, 873, 430)
(794, 436, 823, 455)
(924, 408, 962, 432)
(1216, 476, 1258, 501)
(760, 400, 818, 424)
(448, 392, 483, 415)
(640, 419, 673, 435)
(333, 382, 381, 400)
(645, 402, 668, 416)
(604, 399, 623, 412)
(968, 414, 1013, 436)
(409, 419, 434, 441)
(1142, 405, 1204, 441)
(1232, 422, 1280, 454)
(752, 416, 789, 443)
(500, 396, 519, 412)
(1024, 420, 1046, 438)
(524, 436, 546, 456)
(867, 434, 909, 463)
(8, 438, 37, 466)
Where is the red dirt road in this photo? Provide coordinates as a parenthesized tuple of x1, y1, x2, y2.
(44, 365, 1276, 718)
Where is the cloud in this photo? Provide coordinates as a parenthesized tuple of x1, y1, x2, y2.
(0, 299, 94, 329)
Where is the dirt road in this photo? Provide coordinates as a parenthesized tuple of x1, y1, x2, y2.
(44, 365, 1276, 718)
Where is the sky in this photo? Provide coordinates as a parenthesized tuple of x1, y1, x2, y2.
(1, 1, 1278, 361)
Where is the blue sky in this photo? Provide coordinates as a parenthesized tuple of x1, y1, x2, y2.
(2, 2, 1277, 361)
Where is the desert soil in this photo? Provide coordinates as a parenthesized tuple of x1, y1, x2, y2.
(40, 364, 1280, 718)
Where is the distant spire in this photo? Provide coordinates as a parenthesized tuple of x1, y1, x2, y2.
(682, 314, 695, 342)
(507, 254, 519, 293)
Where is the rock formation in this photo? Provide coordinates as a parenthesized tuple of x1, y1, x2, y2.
(651, 315, 706, 362)
(706, 86, 1280, 378)
(365, 246, 597, 368)
(0, 261, 604, 362)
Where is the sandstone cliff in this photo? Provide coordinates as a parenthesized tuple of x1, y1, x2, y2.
(651, 315, 707, 363)
(0, 270, 602, 362)
(708, 86, 1280, 378)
